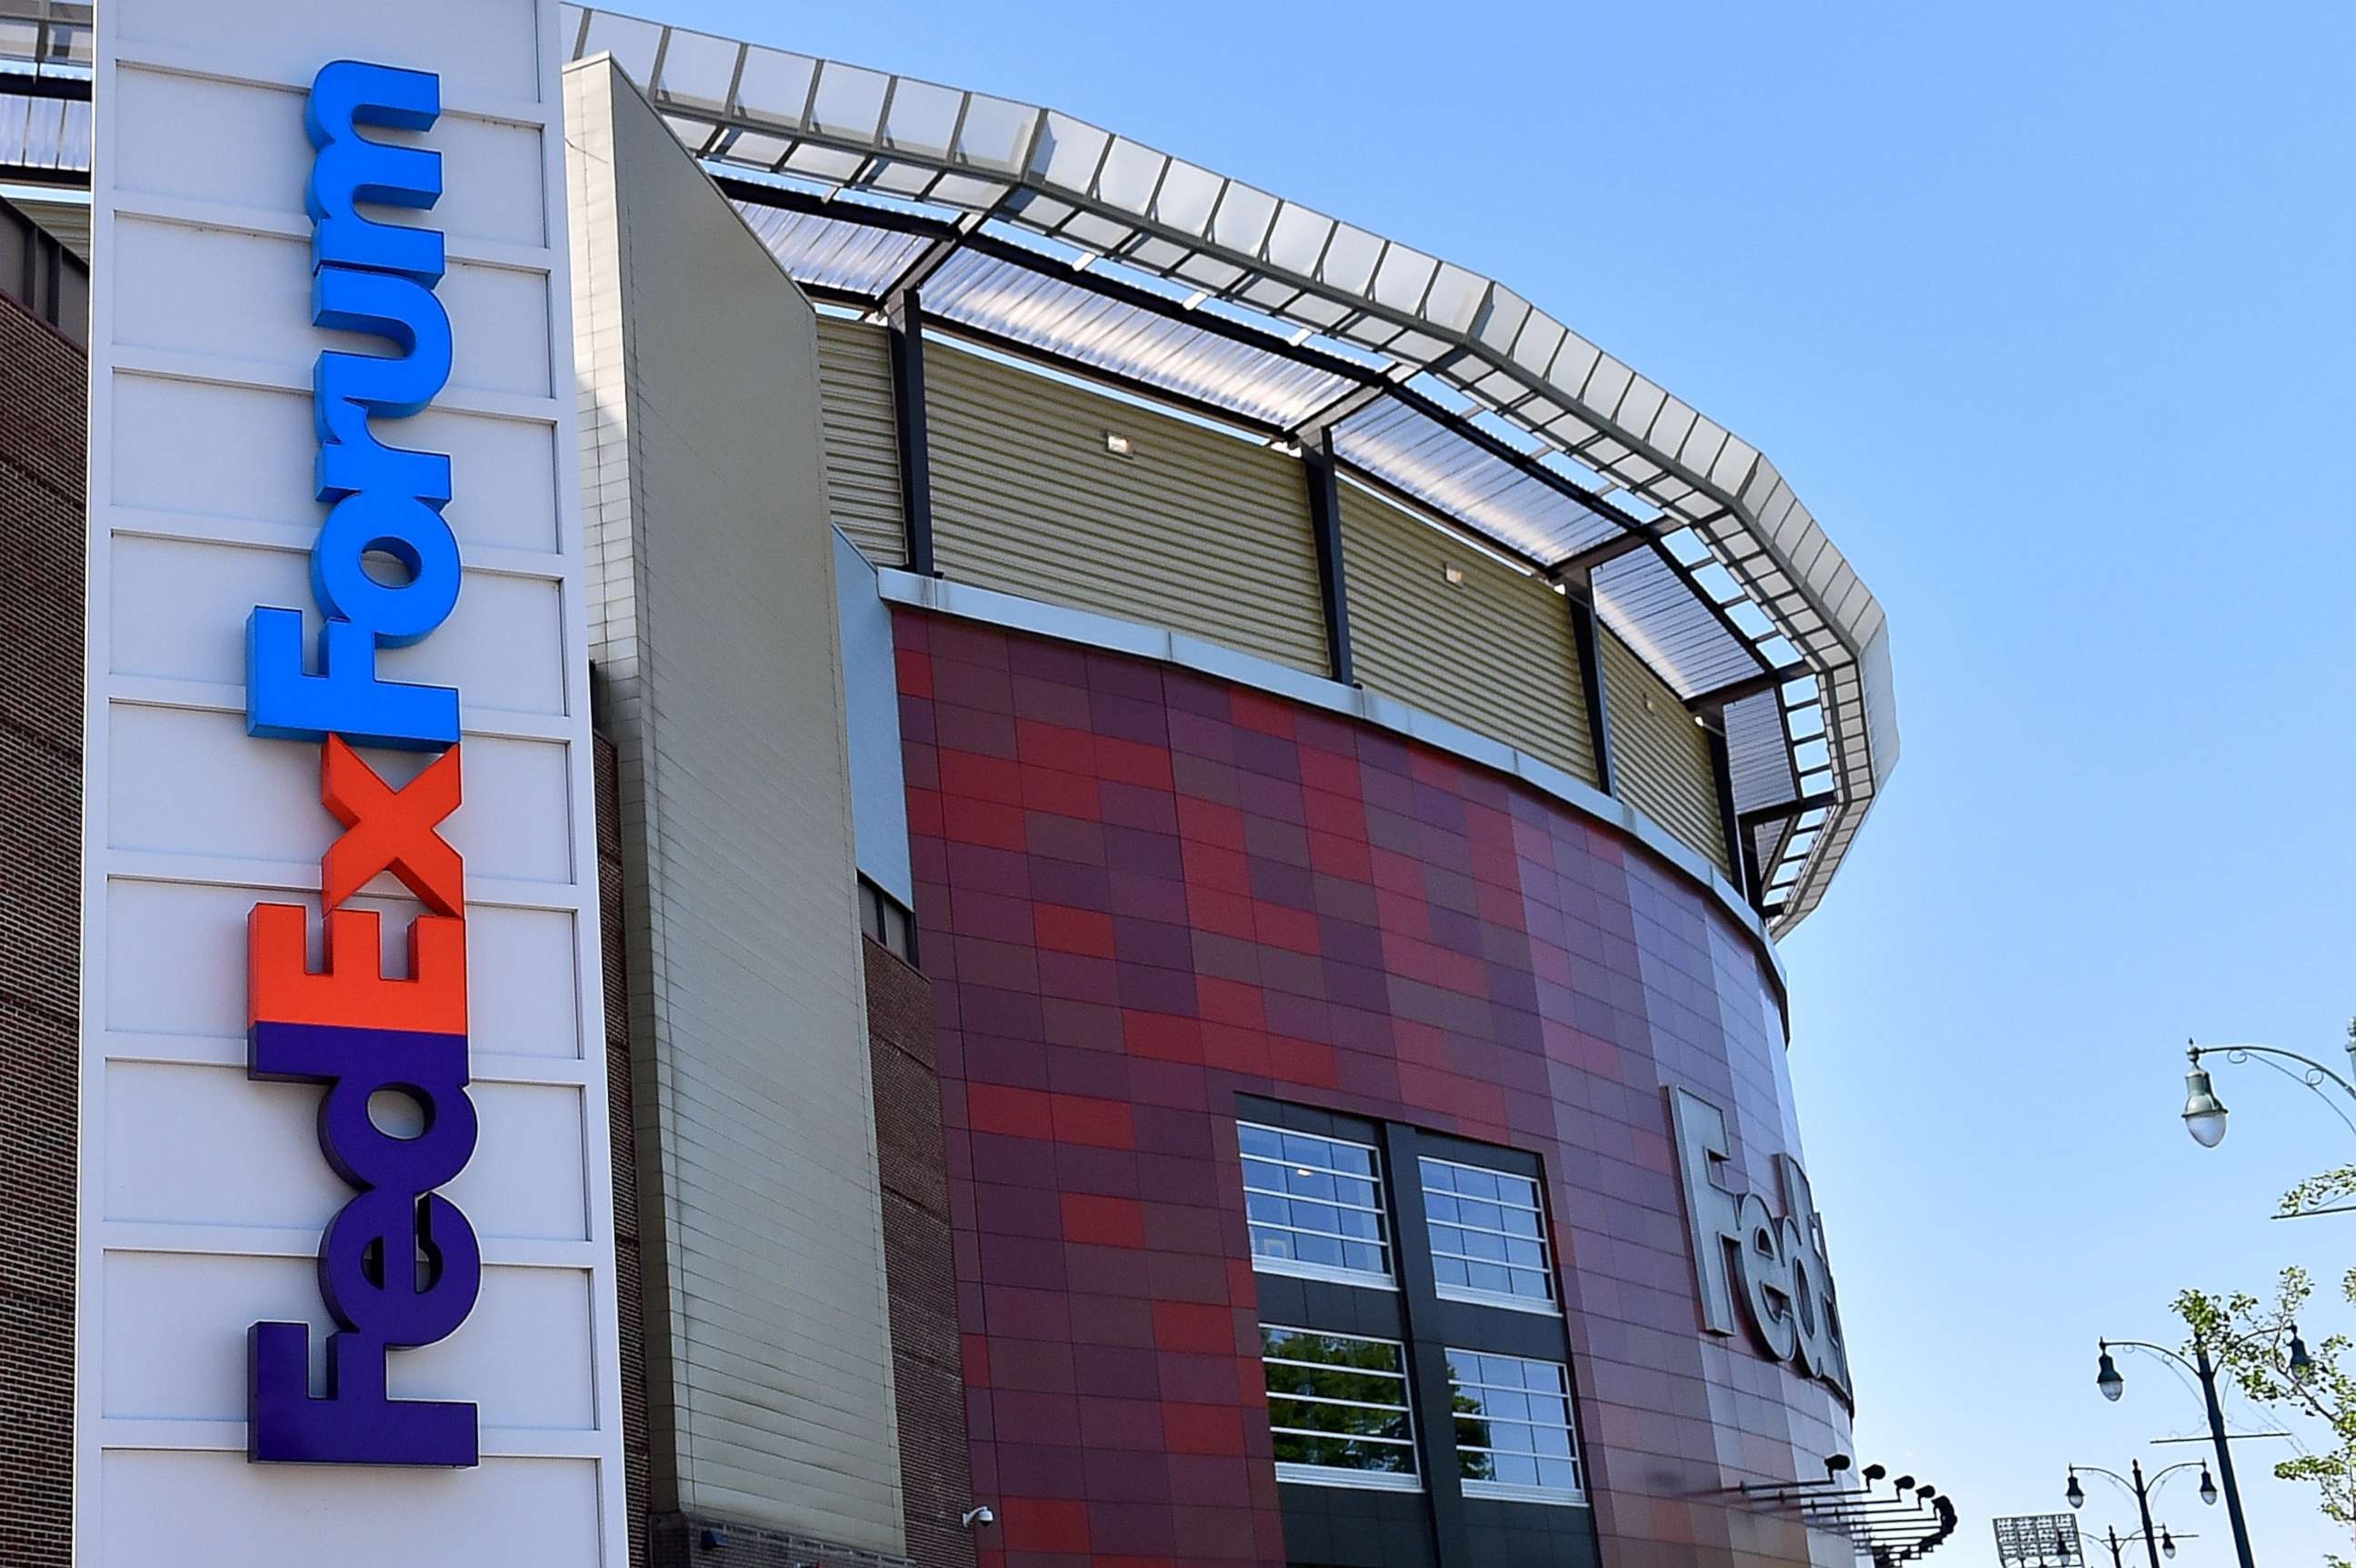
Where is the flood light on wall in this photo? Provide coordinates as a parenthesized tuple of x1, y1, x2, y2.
(1103, 431, 1133, 457)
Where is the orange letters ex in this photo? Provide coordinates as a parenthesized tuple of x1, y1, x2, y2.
(249, 737, 466, 1035)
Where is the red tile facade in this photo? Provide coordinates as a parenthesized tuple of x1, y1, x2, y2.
(895, 612, 1852, 1568)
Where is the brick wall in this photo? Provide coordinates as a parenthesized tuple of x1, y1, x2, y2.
(0, 290, 85, 1567)
(597, 731, 654, 1568)
(867, 939, 977, 1568)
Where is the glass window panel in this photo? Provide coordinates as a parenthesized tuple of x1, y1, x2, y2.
(1421, 1157, 1556, 1311)
(1263, 1328, 1418, 1484)
(1293, 1232, 1343, 1269)
(1449, 1350, 1583, 1502)
(1241, 1124, 1392, 1283)
(1458, 1199, 1504, 1232)
(1239, 1124, 1284, 1160)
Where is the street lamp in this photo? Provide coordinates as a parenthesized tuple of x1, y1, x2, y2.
(2181, 1055, 2229, 1148)
(2062, 1460, 2205, 1568)
(2180, 1021, 2356, 1163)
(2094, 1336, 2258, 1568)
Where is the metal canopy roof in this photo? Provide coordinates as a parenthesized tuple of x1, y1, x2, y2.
(554, 5, 1898, 932)
(0, 0, 1895, 931)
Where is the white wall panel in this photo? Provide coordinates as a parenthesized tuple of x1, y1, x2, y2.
(79, 3, 625, 1562)
(99, 879, 584, 1058)
(114, 65, 548, 250)
(110, 375, 559, 552)
(111, 537, 569, 716)
(112, 220, 552, 399)
(112, 0, 544, 105)
(102, 1256, 596, 1427)
(103, 1064, 589, 1243)
(96, 1454, 602, 1568)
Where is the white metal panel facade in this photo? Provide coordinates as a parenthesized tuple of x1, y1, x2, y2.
(76, 2, 627, 1562)
(567, 59, 905, 1552)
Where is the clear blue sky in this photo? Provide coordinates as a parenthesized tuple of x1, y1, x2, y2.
(653, 1, 2356, 1558)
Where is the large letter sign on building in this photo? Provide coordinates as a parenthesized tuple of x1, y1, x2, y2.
(1669, 1086, 1853, 1400)
(80, 1, 626, 1558)
(243, 60, 482, 1468)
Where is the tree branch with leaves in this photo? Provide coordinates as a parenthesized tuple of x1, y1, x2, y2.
(2177, 1267, 2356, 1564)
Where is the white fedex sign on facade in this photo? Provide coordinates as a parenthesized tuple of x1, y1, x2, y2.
(76, 0, 626, 1560)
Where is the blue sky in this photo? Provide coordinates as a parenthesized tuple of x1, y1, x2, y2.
(654, 1, 2356, 1558)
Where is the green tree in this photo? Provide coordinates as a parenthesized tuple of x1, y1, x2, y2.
(2176, 1268, 2356, 1565)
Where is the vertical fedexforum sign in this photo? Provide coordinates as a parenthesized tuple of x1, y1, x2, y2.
(78, 1, 625, 1561)
(242, 58, 481, 1468)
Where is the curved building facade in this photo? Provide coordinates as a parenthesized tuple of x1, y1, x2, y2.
(0, 5, 1945, 1566)
(893, 610, 1845, 1568)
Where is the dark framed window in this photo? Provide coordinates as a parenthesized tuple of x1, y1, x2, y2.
(1446, 1349, 1585, 1504)
(1419, 1155, 1557, 1313)
(1240, 1122, 1393, 1287)
(1261, 1326, 1420, 1491)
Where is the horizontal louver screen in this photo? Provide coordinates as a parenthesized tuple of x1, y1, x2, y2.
(1338, 483, 1597, 787)
(814, 315, 905, 566)
(924, 341, 1329, 676)
(1600, 629, 1729, 874)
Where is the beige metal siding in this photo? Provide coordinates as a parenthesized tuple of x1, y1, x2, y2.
(1338, 484, 1598, 786)
(568, 62, 906, 1552)
(1600, 628, 1731, 874)
(814, 315, 905, 566)
(924, 343, 1330, 675)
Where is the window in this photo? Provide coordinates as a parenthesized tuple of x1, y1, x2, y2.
(1420, 1156, 1557, 1311)
(1239, 1123, 1393, 1286)
(1447, 1350, 1585, 1503)
(1261, 1327, 1419, 1490)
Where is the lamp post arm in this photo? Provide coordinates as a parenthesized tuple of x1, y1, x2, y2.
(2106, 1338, 2199, 1379)
(2192, 1043, 2356, 1107)
(2070, 1463, 2136, 1493)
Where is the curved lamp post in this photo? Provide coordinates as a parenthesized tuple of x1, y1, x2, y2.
(2095, 1337, 2260, 1568)
(2064, 1458, 2206, 1568)
(2181, 1023, 2356, 1168)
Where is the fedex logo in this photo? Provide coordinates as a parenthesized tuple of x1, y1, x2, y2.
(241, 60, 480, 1468)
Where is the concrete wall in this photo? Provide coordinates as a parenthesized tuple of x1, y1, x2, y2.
(565, 57, 905, 1554)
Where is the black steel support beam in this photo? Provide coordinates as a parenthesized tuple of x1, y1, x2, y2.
(1693, 662, 1808, 708)
(885, 289, 937, 576)
(1, 74, 91, 102)
(1563, 578, 1617, 796)
(1302, 428, 1356, 686)
(1738, 791, 1839, 830)
(1545, 528, 1661, 580)
(1702, 710, 1748, 897)
(0, 160, 85, 189)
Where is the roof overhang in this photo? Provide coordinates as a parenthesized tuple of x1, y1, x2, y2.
(0, 0, 1898, 932)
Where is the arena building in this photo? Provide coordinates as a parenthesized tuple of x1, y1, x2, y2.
(0, 2, 1943, 1565)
